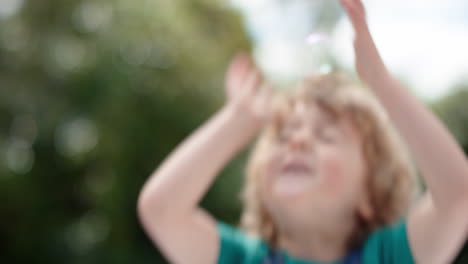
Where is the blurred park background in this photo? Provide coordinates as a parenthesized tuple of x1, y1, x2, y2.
(0, 0, 467, 263)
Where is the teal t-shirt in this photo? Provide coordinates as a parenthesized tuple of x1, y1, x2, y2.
(217, 220, 414, 264)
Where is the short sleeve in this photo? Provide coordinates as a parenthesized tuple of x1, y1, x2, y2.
(363, 220, 415, 264)
(216, 222, 268, 264)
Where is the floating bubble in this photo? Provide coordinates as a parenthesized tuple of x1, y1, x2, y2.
(0, 0, 24, 18)
(55, 117, 99, 159)
(305, 33, 330, 45)
(4, 137, 34, 174)
(65, 212, 110, 255)
(73, 1, 113, 33)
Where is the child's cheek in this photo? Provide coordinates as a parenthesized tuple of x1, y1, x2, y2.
(262, 152, 282, 192)
(321, 155, 347, 194)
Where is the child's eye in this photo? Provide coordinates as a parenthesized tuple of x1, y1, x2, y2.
(317, 127, 338, 143)
(278, 130, 289, 143)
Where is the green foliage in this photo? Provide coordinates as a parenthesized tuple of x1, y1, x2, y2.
(1, 0, 468, 263)
(0, 0, 249, 263)
(431, 84, 468, 263)
(432, 83, 468, 153)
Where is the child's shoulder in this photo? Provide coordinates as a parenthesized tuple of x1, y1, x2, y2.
(217, 220, 416, 264)
(363, 219, 415, 264)
(216, 222, 269, 264)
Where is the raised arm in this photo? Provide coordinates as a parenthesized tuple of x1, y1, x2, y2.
(137, 54, 272, 264)
(340, 0, 468, 263)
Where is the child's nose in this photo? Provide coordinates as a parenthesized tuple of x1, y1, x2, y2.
(288, 126, 313, 152)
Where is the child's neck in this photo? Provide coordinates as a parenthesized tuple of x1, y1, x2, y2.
(277, 213, 356, 262)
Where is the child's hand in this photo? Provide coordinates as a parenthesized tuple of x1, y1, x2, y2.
(138, 54, 274, 264)
(224, 53, 273, 128)
(340, 0, 368, 35)
(341, 2, 468, 263)
(340, 0, 387, 84)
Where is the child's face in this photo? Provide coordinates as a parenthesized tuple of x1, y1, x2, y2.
(260, 101, 369, 224)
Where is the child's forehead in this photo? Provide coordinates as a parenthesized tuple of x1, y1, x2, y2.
(285, 100, 338, 125)
(280, 99, 360, 135)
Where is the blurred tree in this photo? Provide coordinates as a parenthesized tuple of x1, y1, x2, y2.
(432, 83, 468, 153)
(431, 83, 468, 263)
(1, 0, 468, 263)
(0, 0, 249, 263)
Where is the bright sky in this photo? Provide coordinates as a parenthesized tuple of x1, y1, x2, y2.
(229, 0, 468, 101)
(2, 0, 467, 100)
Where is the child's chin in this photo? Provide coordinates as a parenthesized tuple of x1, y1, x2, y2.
(271, 176, 317, 199)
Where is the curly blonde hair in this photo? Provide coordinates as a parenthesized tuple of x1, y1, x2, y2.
(240, 73, 420, 249)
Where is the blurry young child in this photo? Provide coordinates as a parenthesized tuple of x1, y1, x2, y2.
(137, 0, 468, 263)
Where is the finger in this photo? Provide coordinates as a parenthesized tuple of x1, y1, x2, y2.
(241, 67, 263, 99)
(341, 0, 359, 21)
(226, 56, 240, 91)
(226, 53, 249, 90)
(351, 0, 367, 22)
(339, 0, 352, 13)
(256, 82, 273, 113)
(341, 0, 363, 20)
(342, 0, 365, 16)
(226, 52, 252, 91)
(341, 0, 368, 33)
(340, 0, 356, 22)
(236, 53, 253, 83)
(355, 0, 366, 16)
(339, 0, 349, 8)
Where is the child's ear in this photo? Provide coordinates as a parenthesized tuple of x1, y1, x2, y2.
(358, 195, 374, 221)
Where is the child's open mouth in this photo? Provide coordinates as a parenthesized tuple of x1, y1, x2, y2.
(274, 159, 317, 196)
(281, 158, 314, 177)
